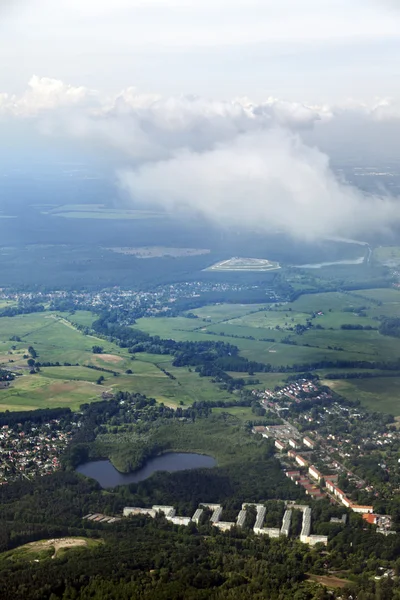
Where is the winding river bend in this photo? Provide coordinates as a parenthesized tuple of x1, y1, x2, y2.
(76, 452, 216, 489)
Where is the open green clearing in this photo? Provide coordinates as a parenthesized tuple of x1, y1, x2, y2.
(211, 406, 255, 421)
(3, 283, 400, 413)
(0, 537, 102, 565)
(192, 303, 267, 322)
(0, 312, 233, 410)
(322, 377, 400, 415)
(61, 311, 96, 328)
(132, 292, 400, 413)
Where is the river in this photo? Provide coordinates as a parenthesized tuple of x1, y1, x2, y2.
(76, 452, 216, 488)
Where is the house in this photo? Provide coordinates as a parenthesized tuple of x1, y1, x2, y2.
(363, 513, 378, 525)
(308, 465, 323, 483)
(303, 436, 315, 449)
(295, 454, 308, 468)
(275, 440, 286, 452)
(352, 505, 374, 514)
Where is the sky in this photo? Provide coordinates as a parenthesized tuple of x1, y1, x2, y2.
(2, 0, 400, 240)
(2, 0, 400, 101)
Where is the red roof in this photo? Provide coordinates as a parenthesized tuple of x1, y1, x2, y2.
(362, 514, 377, 524)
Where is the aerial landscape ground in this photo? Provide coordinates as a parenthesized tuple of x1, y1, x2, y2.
(2, 190, 400, 600)
(0, 188, 399, 600)
(5, 0, 400, 597)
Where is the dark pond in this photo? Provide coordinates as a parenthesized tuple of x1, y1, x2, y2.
(76, 452, 216, 488)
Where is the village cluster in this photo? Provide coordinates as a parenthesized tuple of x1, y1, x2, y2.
(0, 281, 283, 322)
(252, 380, 398, 535)
(0, 419, 74, 484)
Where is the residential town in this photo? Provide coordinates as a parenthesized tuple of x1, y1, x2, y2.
(252, 379, 399, 535)
(0, 417, 75, 483)
(0, 281, 284, 323)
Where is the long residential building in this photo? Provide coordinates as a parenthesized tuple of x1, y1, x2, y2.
(326, 481, 373, 514)
(295, 454, 309, 467)
(308, 465, 323, 483)
(280, 510, 292, 537)
(303, 436, 315, 449)
(275, 439, 286, 452)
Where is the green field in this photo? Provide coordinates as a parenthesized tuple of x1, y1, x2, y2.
(0, 375, 101, 412)
(212, 406, 255, 421)
(2, 283, 400, 414)
(0, 537, 102, 564)
(0, 312, 234, 411)
(132, 292, 400, 413)
(192, 304, 267, 322)
(61, 311, 96, 328)
(322, 377, 400, 415)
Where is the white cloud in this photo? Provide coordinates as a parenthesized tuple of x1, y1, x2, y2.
(2, 76, 400, 242)
(118, 129, 400, 240)
(0, 76, 98, 117)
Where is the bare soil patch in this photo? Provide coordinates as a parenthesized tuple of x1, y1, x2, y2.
(48, 381, 76, 394)
(26, 537, 89, 559)
(307, 574, 350, 589)
(95, 353, 123, 364)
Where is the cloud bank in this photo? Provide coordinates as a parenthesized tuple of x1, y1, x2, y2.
(118, 129, 399, 240)
(2, 77, 400, 240)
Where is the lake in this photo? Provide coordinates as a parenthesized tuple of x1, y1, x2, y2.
(76, 452, 216, 488)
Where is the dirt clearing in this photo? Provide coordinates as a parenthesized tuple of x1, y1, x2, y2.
(25, 537, 90, 558)
(95, 353, 123, 364)
(307, 574, 350, 589)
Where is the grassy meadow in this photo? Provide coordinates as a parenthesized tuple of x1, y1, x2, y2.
(2, 283, 400, 414)
(321, 377, 400, 415)
(133, 290, 400, 413)
(0, 312, 233, 411)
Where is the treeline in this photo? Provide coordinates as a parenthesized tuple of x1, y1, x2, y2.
(64, 392, 215, 469)
(291, 358, 400, 372)
(0, 301, 45, 318)
(0, 368, 15, 382)
(325, 371, 400, 380)
(0, 406, 71, 428)
(379, 317, 400, 338)
(91, 315, 267, 389)
(340, 324, 377, 330)
(92, 313, 400, 383)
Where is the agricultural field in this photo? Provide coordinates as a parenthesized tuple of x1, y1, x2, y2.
(0, 375, 101, 412)
(0, 312, 233, 410)
(212, 406, 255, 422)
(133, 288, 400, 413)
(191, 303, 266, 323)
(61, 311, 96, 328)
(322, 377, 400, 416)
(0, 299, 17, 309)
(354, 288, 400, 304)
(2, 282, 400, 414)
